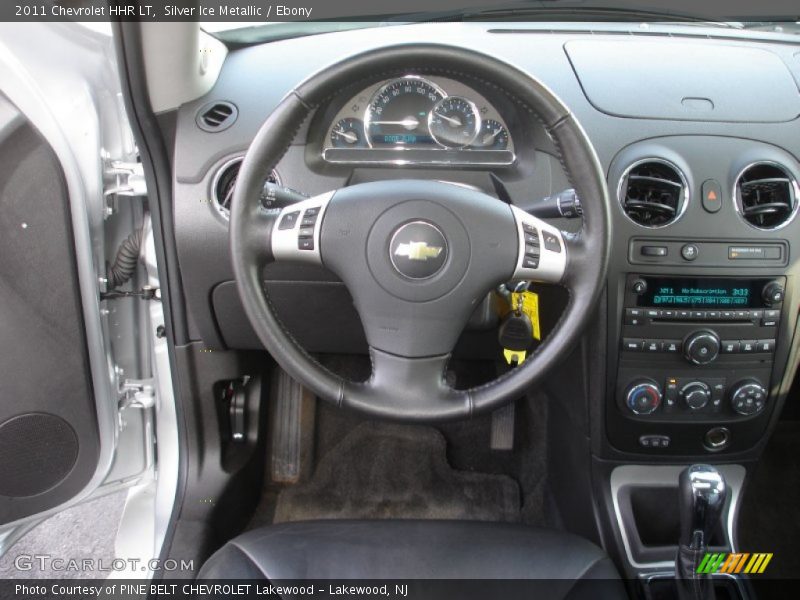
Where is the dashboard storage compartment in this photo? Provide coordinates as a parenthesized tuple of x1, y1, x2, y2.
(565, 40, 800, 123)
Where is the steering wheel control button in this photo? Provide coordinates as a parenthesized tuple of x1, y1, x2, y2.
(683, 330, 720, 365)
(279, 210, 300, 230)
(639, 435, 671, 449)
(389, 221, 448, 280)
(625, 380, 662, 415)
(680, 243, 699, 261)
(701, 179, 722, 213)
(542, 231, 562, 253)
(730, 380, 767, 416)
(298, 238, 314, 251)
(510, 206, 567, 282)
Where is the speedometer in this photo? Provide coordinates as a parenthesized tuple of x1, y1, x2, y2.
(365, 77, 445, 147)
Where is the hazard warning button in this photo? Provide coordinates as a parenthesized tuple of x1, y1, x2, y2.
(701, 179, 722, 213)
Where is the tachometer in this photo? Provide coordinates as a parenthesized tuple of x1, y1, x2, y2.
(330, 118, 366, 148)
(428, 96, 481, 148)
(365, 77, 445, 147)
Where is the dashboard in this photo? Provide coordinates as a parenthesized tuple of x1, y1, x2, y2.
(321, 75, 515, 166)
(170, 23, 800, 465)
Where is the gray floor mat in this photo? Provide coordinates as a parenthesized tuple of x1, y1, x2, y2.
(0, 491, 126, 579)
(274, 422, 521, 523)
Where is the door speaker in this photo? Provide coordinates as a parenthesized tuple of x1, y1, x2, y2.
(0, 413, 79, 497)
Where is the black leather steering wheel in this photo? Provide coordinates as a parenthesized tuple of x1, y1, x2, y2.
(230, 44, 610, 421)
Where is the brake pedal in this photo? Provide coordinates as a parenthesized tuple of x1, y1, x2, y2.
(270, 367, 315, 483)
(490, 402, 515, 451)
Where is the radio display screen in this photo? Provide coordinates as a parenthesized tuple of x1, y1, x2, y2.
(638, 277, 769, 308)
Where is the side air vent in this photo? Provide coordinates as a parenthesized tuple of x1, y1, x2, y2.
(196, 101, 238, 132)
(213, 158, 280, 219)
(618, 159, 688, 228)
(735, 162, 798, 230)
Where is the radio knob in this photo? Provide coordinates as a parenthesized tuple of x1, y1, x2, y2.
(683, 330, 720, 365)
(762, 281, 785, 306)
(730, 380, 767, 416)
(625, 379, 662, 415)
(680, 381, 711, 410)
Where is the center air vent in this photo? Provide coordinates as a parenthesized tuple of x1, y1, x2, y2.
(619, 160, 688, 228)
(196, 101, 238, 132)
(213, 158, 280, 218)
(735, 162, 798, 230)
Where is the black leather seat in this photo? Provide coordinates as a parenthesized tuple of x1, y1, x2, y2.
(198, 520, 627, 599)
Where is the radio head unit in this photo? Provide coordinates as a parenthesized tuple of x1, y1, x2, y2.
(635, 277, 777, 309)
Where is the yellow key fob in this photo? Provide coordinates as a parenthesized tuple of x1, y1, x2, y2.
(510, 290, 541, 341)
(503, 349, 527, 366)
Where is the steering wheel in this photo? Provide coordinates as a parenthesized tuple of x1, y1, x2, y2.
(230, 44, 610, 421)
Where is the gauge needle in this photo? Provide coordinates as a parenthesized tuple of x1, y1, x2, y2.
(435, 112, 462, 127)
(370, 117, 420, 130)
(333, 129, 358, 143)
(482, 128, 502, 144)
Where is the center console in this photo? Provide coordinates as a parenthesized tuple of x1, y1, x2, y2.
(608, 274, 787, 455)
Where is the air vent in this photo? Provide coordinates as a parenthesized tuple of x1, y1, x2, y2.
(213, 158, 280, 218)
(619, 160, 688, 228)
(735, 162, 798, 230)
(196, 101, 238, 132)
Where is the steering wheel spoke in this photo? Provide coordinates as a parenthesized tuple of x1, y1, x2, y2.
(343, 348, 470, 420)
(509, 205, 568, 285)
(270, 191, 335, 265)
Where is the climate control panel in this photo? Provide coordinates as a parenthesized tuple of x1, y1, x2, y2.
(610, 273, 786, 455)
(621, 375, 768, 419)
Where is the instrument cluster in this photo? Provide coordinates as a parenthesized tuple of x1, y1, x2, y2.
(321, 75, 515, 167)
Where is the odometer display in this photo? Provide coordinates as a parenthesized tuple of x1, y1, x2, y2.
(366, 77, 445, 147)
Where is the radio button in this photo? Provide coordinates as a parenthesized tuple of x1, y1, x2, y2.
(756, 339, 775, 353)
(646, 309, 660, 318)
(662, 309, 677, 319)
(735, 310, 750, 320)
(721, 311, 736, 320)
(706, 311, 720, 320)
(749, 309, 764, 320)
(684, 330, 721, 365)
(678, 310, 692, 320)
(622, 338, 644, 352)
(691, 310, 707, 319)
(762, 309, 780, 327)
(644, 340, 662, 352)
(721, 340, 740, 354)
(663, 340, 681, 353)
(625, 313, 645, 326)
(740, 340, 757, 353)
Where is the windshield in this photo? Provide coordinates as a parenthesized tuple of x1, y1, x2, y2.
(201, 0, 800, 44)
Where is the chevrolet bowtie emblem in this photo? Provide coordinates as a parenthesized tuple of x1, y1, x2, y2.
(394, 241, 443, 261)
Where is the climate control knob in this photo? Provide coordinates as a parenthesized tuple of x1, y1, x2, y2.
(683, 330, 720, 365)
(625, 379, 662, 415)
(680, 381, 711, 410)
(730, 380, 767, 416)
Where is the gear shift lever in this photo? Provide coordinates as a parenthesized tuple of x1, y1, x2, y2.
(675, 465, 727, 600)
